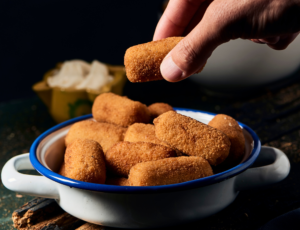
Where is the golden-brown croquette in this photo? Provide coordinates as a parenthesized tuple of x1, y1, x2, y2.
(92, 93, 151, 127)
(154, 111, 231, 166)
(124, 123, 169, 147)
(105, 141, 176, 177)
(208, 114, 245, 163)
(128, 156, 213, 186)
(58, 162, 66, 177)
(124, 37, 183, 82)
(64, 139, 106, 183)
(65, 120, 127, 153)
(148, 102, 174, 119)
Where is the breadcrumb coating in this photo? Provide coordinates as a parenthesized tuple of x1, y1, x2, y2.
(124, 123, 169, 147)
(148, 102, 174, 119)
(154, 111, 231, 166)
(124, 123, 184, 156)
(65, 120, 127, 153)
(105, 141, 176, 177)
(64, 139, 106, 184)
(92, 93, 151, 127)
(128, 156, 213, 186)
(208, 114, 245, 163)
(124, 37, 183, 82)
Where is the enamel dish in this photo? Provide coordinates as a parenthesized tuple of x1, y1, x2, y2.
(2, 108, 290, 228)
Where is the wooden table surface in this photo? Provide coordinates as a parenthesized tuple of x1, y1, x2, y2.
(1, 73, 300, 230)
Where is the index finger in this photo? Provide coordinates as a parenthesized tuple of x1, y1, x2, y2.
(153, 0, 205, 41)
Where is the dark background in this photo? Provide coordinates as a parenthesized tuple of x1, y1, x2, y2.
(0, 0, 164, 102)
(2, 2, 300, 229)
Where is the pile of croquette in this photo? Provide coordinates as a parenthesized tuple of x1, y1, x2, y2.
(58, 92, 245, 186)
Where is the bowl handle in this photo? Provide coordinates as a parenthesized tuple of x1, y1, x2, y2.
(1, 153, 59, 199)
(235, 146, 290, 191)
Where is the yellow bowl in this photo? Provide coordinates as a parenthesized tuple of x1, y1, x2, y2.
(33, 63, 127, 123)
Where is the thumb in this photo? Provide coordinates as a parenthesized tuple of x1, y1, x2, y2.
(160, 10, 229, 82)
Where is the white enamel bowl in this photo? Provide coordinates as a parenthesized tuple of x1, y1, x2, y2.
(1, 109, 290, 229)
(190, 37, 300, 90)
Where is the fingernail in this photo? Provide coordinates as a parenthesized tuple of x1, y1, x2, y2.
(259, 36, 280, 44)
(160, 54, 183, 82)
(258, 39, 266, 44)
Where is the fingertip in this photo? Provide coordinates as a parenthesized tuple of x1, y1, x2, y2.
(259, 36, 280, 45)
(267, 33, 299, 50)
(267, 43, 289, 50)
(160, 54, 184, 82)
(251, 39, 266, 44)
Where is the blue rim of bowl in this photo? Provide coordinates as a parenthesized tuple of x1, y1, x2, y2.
(30, 108, 261, 194)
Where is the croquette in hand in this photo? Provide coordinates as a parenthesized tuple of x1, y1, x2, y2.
(124, 37, 183, 82)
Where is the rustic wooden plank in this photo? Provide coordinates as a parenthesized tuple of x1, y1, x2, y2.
(33, 212, 84, 230)
(75, 223, 106, 230)
(13, 198, 62, 229)
(13, 198, 49, 218)
(12, 197, 86, 230)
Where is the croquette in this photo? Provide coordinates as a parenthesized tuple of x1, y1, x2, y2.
(124, 37, 183, 82)
(105, 141, 177, 177)
(105, 177, 130, 186)
(65, 120, 127, 153)
(124, 123, 184, 156)
(128, 156, 213, 186)
(58, 162, 66, 177)
(64, 139, 106, 183)
(148, 102, 174, 119)
(124, 123, 169, 147)
(92, 93, 151, 127)
(154, 111, 231, 166)
(208, 114, 245, 163)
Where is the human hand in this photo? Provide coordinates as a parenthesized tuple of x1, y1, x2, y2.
(154, 0, 300, 82)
